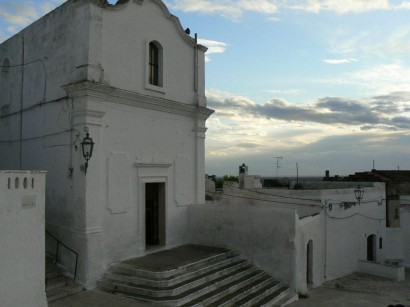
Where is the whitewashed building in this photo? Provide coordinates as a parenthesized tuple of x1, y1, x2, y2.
(0, 0, 213, 287)
(0, 171, 47, 307)
(198, 181, 397, 292)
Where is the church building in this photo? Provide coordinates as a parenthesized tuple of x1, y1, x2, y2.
(0, 0, 213, 286)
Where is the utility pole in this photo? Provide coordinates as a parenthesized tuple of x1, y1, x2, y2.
(273, 156, 283, 179)
(296, 163, 299, 184)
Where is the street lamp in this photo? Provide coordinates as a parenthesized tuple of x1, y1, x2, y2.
(354, 185, 364, 205)
(81, 128, 94, 175)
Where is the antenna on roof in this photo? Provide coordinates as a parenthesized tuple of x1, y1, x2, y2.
(273, 156, 283, 179)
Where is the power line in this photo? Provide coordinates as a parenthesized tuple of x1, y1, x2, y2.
(0, 128, 72, 143)
(0, 96, 68, 120)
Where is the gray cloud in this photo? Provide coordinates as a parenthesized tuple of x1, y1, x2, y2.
(208, 91, 410, 130)
(235, 142, 265, 149)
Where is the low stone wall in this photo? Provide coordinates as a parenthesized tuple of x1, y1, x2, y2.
(358, 260, 405, 281)
(0, 171, 47, 307)
(188, 202, 298, 288)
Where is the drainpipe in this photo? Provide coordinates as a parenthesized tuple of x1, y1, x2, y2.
(194, 33, 198, 96)
(324, 199, 327, 280)
(19, 35, 25, 170)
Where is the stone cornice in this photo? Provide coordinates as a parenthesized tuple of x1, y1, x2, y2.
(63, 81, 214, 120)
(135, 162, 172, 168)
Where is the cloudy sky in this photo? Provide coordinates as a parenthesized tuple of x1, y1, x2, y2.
(1, 0, 410, 177)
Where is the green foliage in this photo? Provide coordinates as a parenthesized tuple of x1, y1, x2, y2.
(263, 179, 285, 188)
(223, 175, 238, 182)
(215, 179, 224, 189)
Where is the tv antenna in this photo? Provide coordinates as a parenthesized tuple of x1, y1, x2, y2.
(273, 156, 283, 179)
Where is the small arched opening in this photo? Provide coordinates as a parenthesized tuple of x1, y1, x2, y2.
(367, 234, 377, 262)
(307, 240, 313, 285)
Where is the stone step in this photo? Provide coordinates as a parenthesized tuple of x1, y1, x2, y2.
(98, 245, 296, 306)
(99, 265, 257, 301)
(46, 256, 84, 303)
(240, 284, 290, 307)
(46, 280, 84, 303)
(213, 275, 279, 307)
(104, 257, 247, 290)
(186, 271, 269, 306)
(271, 291, 299, 307)
(46, 274, 70, 292)
(110, 248, 237, 280)
(46, 270, 62, 280)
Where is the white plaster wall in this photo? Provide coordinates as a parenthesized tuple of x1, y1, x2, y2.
(218, 184, 323, 218)
(244, 175, 262, 189)
(0, 0, 96, 235)
(0, 0, 89, 170)
(295, 214, 325, 292)
(100, 0, 206, 105)
(399, 195, 410, 267)
(189, 202, 298, 288)
(0, 0, 212, 287)
(0, 171, 47, 307)
(322, 184, 386, 281)
(201, 183, 386, 291)
(96, 94, 200, 270)
(384, 227, 403, 261)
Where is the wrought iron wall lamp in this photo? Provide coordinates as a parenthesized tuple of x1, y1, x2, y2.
(354, 185, 364, 205)
(81, 127, 94, 175)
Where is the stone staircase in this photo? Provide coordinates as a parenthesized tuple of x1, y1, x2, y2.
(46, 256, 84, 303)
(98, 245, 298, 306)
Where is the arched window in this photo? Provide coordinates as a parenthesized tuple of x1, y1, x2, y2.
(148, 41, 162, 87)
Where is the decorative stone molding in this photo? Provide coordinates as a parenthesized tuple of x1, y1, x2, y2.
(193, 127, 208, 139)
(63, 81, 214, 119)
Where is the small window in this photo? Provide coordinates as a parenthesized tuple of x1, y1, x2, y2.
(395, 208, 399, 219)
(148, 41, 162, 87)
(379, 237, 383, 249)
(1, 58, 11, 107)
(1, 58, 10, 74)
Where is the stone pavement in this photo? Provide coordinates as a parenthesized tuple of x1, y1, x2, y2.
(289, 269, 410, 307)
(49, 269, 410, 306)
(48, 289, 153, 307)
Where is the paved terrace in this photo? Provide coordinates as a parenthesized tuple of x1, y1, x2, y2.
(289, 269, 410, 307)
(49, 245, 410, 306)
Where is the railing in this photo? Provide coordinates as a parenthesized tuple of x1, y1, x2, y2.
(46, 230, 79, 280)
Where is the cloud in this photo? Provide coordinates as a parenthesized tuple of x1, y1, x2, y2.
(351, 63, 410, 94)
(395, 1, 410, 9)
(168, 0, 279, 20)
(207, 89, 410, 130)
(288, 0, 390, 14)
(197, 39, 228, 61)
(323, 58, 358, 64)
(168, 0, 243, 20)
(0, 3, 40, 27)
(235, 142, 266, 149)
(312, 62, 410, 96)
(169, 0, 410, 20)
(265, 89, 301, 95)
(206, 88, 410, 176)
(0, 0, 64, 39)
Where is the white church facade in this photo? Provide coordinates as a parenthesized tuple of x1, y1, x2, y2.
(0, 0, 213, 287)
(1, 1, 408, 304)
